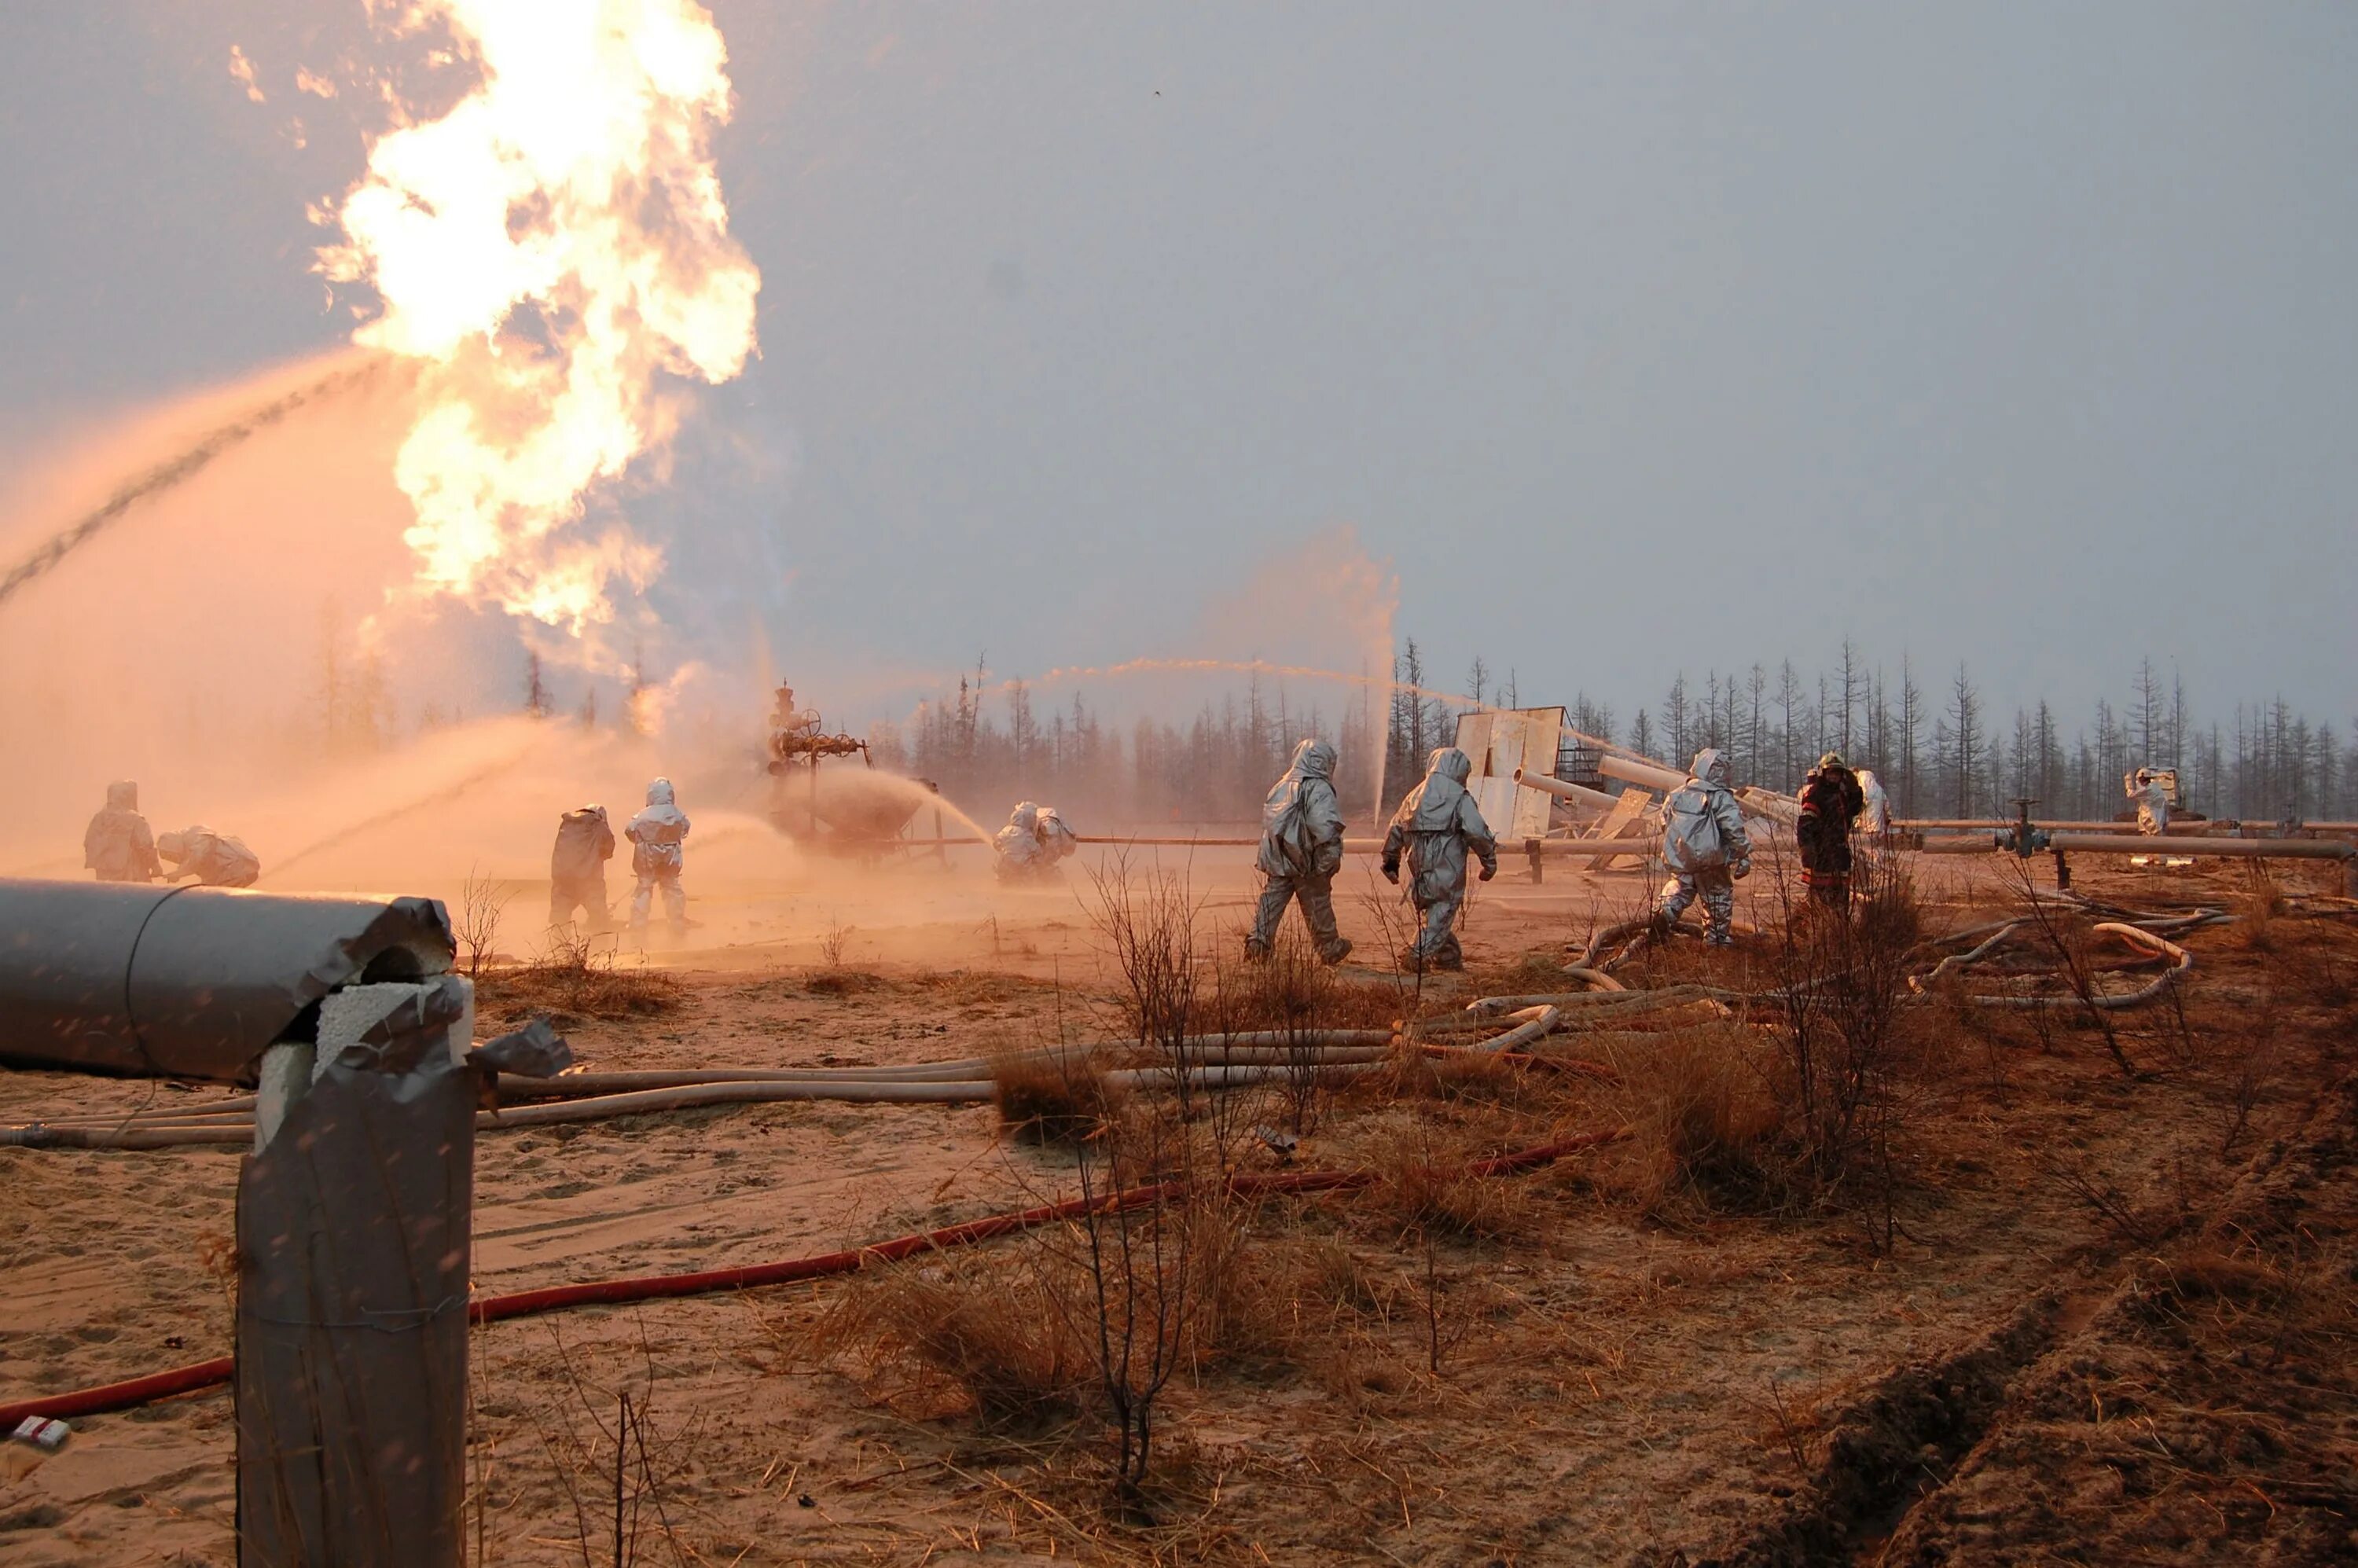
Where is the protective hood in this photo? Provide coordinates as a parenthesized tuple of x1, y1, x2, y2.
(107, 780, 139, 812)
(629, 780, 688, 843)
(1008, 802, 1041, 834)
(1290, 739, 1337, 782)
(1689, 749, 1729, 788)
(1401, 747, 1475, 832)
(157, 828, 201, 861)
(1857, 769, 1880, 793)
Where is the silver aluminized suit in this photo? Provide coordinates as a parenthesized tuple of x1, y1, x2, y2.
(993, 802, 1077, 883)
(1855, 769, 1892, 835)
(1656, 747, 1752, 946)
(157, 826, 261, 887)
(1382, 747, 1497, 971)
(2131, 773, 2170, 836)
(549, 805, 616, 931)
(625, 779, 690, 936)
(84, 780, 160, 883)
(1248, 739, 1351, 964)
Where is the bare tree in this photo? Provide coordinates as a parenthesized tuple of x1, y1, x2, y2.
(456, 865, 510, 979)
(1948, 663, 1982, 817)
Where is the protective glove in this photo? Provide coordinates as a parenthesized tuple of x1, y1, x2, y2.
(1731, 858, 1752, 881)
(1381, 860, 1401, 886)
(1478, 861, 1497, 883)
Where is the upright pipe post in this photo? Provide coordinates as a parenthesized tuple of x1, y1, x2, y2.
(237, 977, 476, 1568)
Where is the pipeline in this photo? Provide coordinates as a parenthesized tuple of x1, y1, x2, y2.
(1920, 831, 2356, 864)
(1, 1042, 1412, 1151)
(0, 1125, 1628, 1429)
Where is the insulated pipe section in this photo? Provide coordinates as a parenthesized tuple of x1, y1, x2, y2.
(1591, 756, 1798, 825)
(1597, 754, 1689, 795)
(0, 879, 454, 1080)
(1511, 769, 1616, 809)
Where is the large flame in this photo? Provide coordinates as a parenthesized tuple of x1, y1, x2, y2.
(319, 0, 760, 635)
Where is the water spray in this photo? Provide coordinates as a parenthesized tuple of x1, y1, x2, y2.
(270, 747, 535, 879)
(0, 356, 384, 614)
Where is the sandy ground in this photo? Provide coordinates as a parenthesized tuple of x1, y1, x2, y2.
(2, 849, 2353, 1565)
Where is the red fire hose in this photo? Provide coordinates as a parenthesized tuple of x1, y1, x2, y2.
(0, 1127, 1623, 1429)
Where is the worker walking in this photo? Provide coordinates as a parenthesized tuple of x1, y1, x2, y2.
(83, 780, 161, 883)
(1797, 751, 1866, 910)
(1247, 738, 1353, 965)
(549, 804, 616, 932)
(1382, 747, 1497, 972)
(1656, 747, 1752, 946)
(157, 825, 261, 887)
(626, 779, 690, 939)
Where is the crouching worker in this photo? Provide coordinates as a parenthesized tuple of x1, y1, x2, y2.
(1247, 738, 1352, 964)
(157, 825, 260, 887)
(1382, 747, 1497, 972)
(993, 802, 1079, 883)
(549, 804, 615, 932)
(84, 780, 160, 883)
(626, 779, 690, 938)
(1656, 747, 1751, 946)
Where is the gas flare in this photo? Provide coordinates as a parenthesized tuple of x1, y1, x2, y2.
(319, 0, 761, 636)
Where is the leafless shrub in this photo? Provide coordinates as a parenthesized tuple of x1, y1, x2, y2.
(1086, 855, 1205, 1102)
(520, 1321, 703, 1568)
(457, 863, 511, 979)
(2001, 861, 2139, 1078)
(1072, 857, 1221, 1506)
(2034, 1147, 2182, 1248)
(1356, 861, 1431, 1008)
(1210, 933, 1335, 1136)
(1764, 848, 1925, 1246)
(818, 916, 855, 969)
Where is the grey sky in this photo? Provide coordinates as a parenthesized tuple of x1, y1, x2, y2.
(2, 2, 2352, 729)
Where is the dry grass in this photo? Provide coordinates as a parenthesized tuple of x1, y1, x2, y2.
(2231, 870, 2283, 952)
(1360, 1123, 1540, 1242)
(803, 968, 884, 996)
(1600, 1023, 1786, 1214)
(1384, 1045, 1530, 1107)
(482, 934, 686, 1023)
(808, 1255, 1089, 1427)
(1216, 935, 1403, 1034)
(991, 1050, 1121, 1145)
